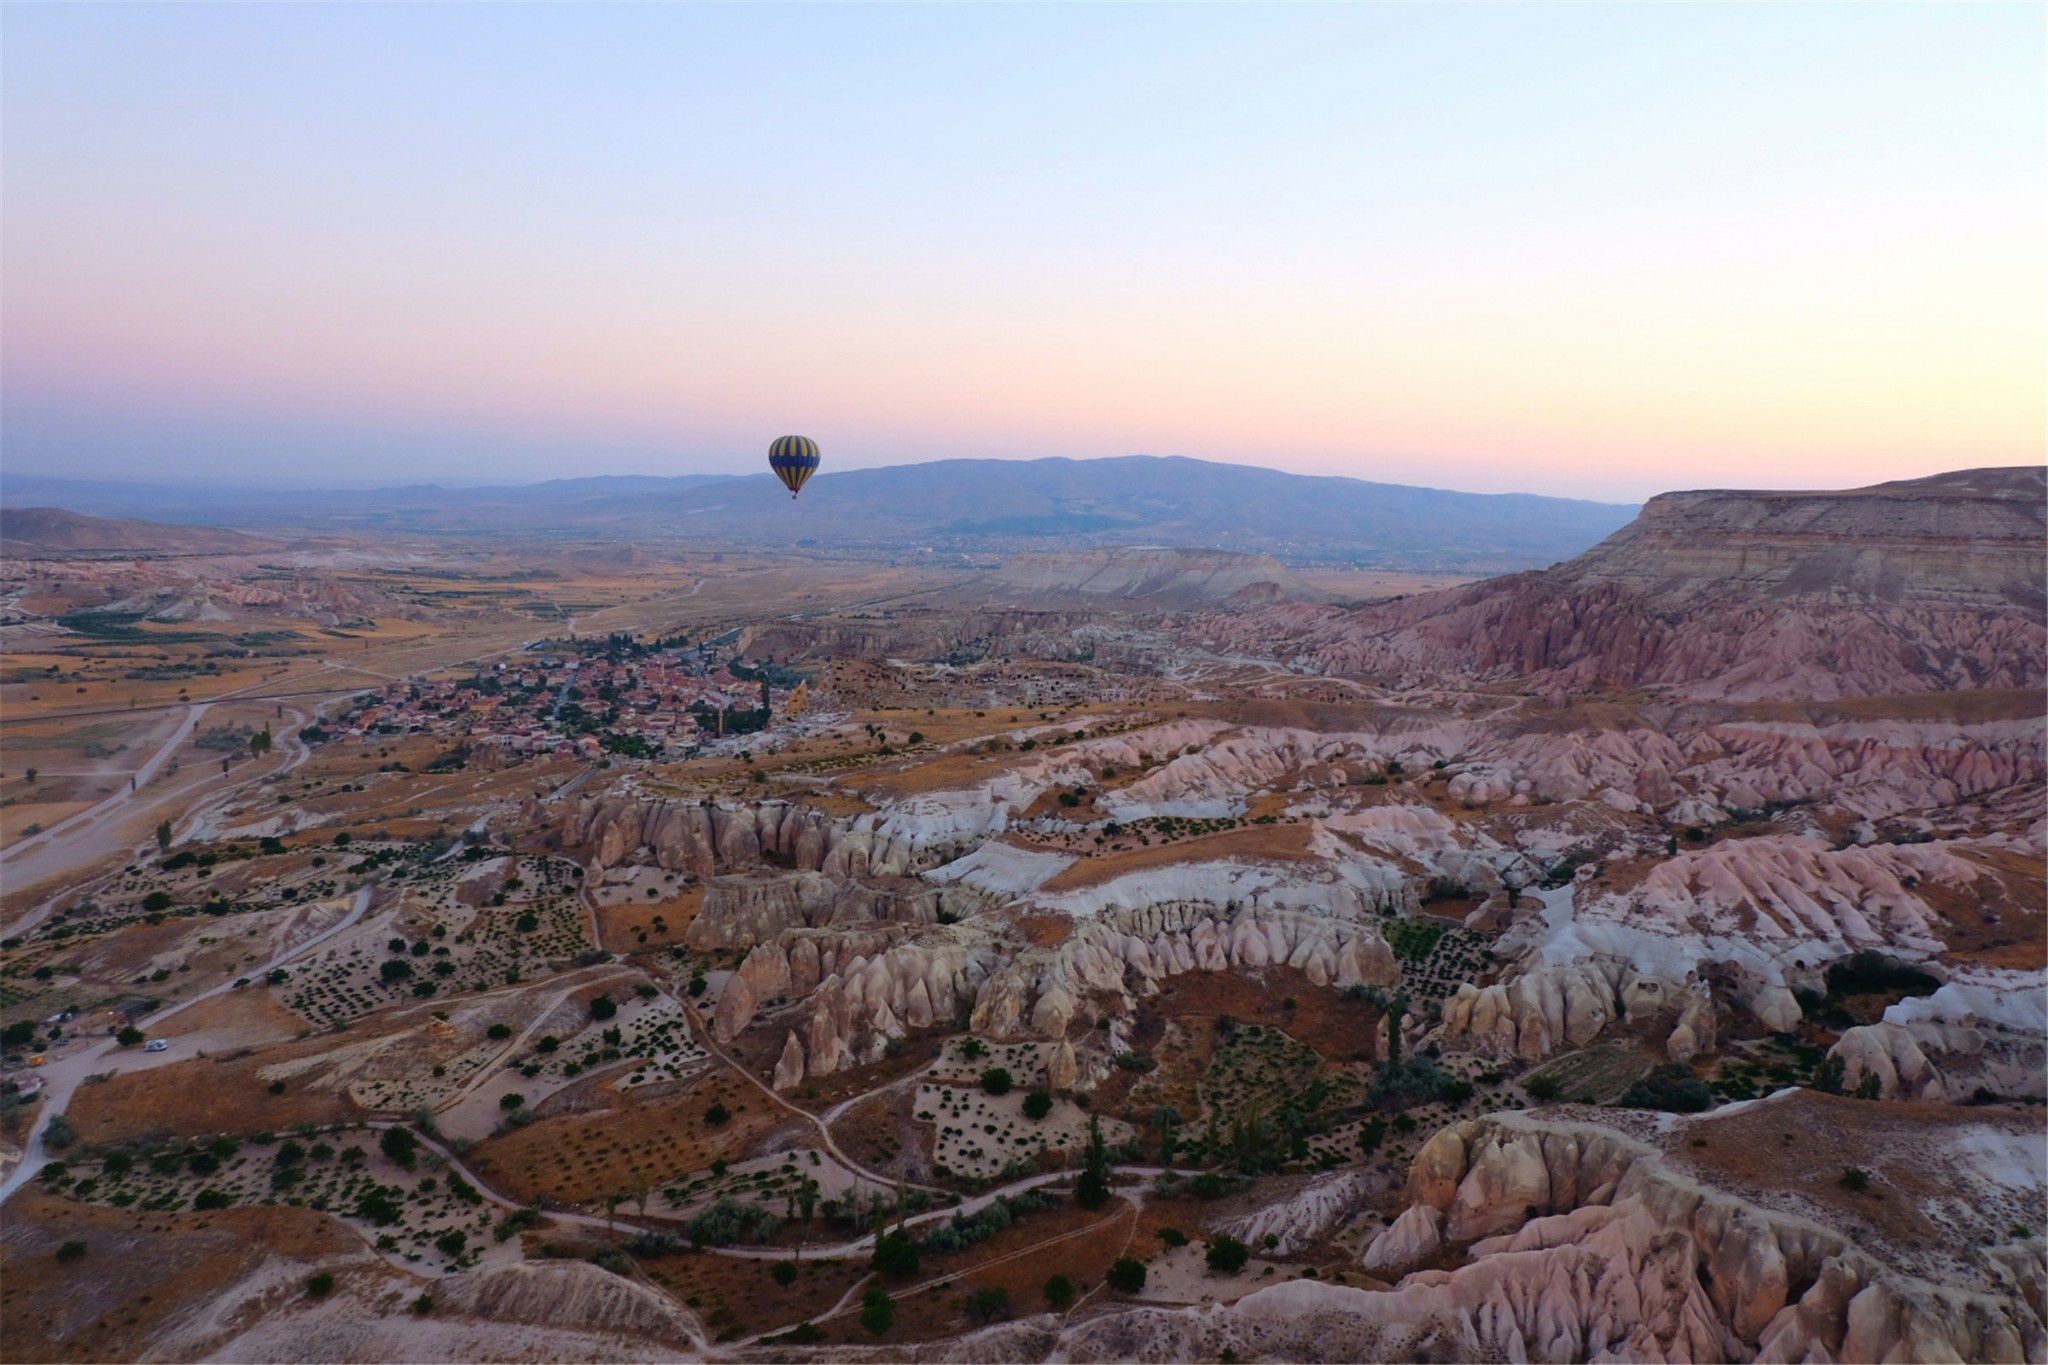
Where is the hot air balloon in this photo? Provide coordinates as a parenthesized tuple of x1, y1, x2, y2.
(768, 436, 821, 499)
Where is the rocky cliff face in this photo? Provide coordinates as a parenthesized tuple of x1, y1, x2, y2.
(1194, 466, 2046, 701)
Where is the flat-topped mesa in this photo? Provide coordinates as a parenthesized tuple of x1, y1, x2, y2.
(1199, 466, 2047, 700)
(976, 545, 1321, 608)
(1560, 466, 2047, 607)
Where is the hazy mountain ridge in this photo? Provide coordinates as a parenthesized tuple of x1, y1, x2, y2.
(0, 456, 1637, 572)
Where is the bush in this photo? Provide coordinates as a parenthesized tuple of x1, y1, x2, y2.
(1022, 1091, 1054, 1121)
(1206, 1236, 1250, 1275)
(979, 1067, 1013, 1096)
(435, 1229, 468, 1258)
(860, 1288, 895, 1336)
(487, 1023, 512, 1040)
(56, 1240, 87, 1263)
(306, 1272, 335, 1296)
(44, 1115, 77, 1151)
(1114, 1050, 1156, 1072)
(965, 1285, 1012, 1323)
(355, 1189, 403, 1226)
(704, 1102, 731, 1126)
(499, 1093, 525, 1111)
(1840, 1166, 1872, 1193)
(1157, 1226, 1189, 1247)
(193, 1188, 232, 1210)
(686, 1197, 780, 1247)
(1825, 951, 1940, 999)
(1106, 1258, 1147, 1294)
(1524, 1074, 1563, 1102)
(1616, 1065, 1714, 1114)
(1, 1020, 35, 1049)
(872, 1232, 920, 1278)
(589, 995, 617, 1021)
(116, 1027, 144, 1047)
(772, 1260, 798, 1287)
(1044, 1273, 1075, 1306)
(413, 1294, 434, 1315)
(379, 1125, 418, 1170)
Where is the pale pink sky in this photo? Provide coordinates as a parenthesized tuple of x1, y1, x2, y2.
(4, 5, 2041, 500)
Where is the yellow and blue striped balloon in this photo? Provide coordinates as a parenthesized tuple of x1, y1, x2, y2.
(768, 435, 821, 499)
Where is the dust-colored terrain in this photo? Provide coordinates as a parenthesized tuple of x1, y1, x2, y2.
(1, 472, 2042, 1362)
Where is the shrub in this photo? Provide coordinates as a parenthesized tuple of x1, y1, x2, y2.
(193, 1188, 232, 1210)
(1825, 951, 1939, 999)
(413, 1294, 434, 1315)
(1022, 1091, 1054, 1121)
(772, 1260, 798, 1287)
(589, 995, 617, 1021)
(704, 1102, 731, 1126)
(56, 1240, 87, 1263)
(1616, 1065, 1713, 1114)
(44, 1115, 77, 1151)
(872, 1231, 920, 1278)
(1206, 1236, 1251, 1275)
(1044, 1273, 1075, 1306)
(1114, 1051, 1156, 1072)
(435, 1229, 468, 1258)
(306, 1272, 335, 1296)
(355, 1189, 403, 1226)
(686, 1197, 780, 1247)
(979, 1067, 1013, 1096)
(379, 1125, 418, 1170)
(116, 1027, 144, 1047)
(1157, 1226, 1189, 1247)
(1840, 1167, 1872, 1193)
(965, 1285, 1012, 1323)
(1105, 1258, 1147, 1294)
(499, 1093, 525, 1111)
(860, 1288, 894, 1336)
(486, 1023, 512, 1040)
(1524, 1073, 1563, 1102)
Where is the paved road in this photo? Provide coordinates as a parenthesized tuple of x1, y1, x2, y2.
(0, 885, 377, 1205)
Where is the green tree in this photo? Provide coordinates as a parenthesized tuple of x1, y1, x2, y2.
(1044, 1273, 1075, 1307)
(306, 1272, 335, 1296)
(772, 1260, 799, 1287)
(1206, 1236, 1251, 1275)
(155, 820, 173, 852)
(116, 1027, 144, 1047)
(1076, 1115, 1112, 1210)
(859, 1288, 895, 1336)
(965, 1286, 1011, 1323)
(379, 1125, 418, 1170)
(1022, 1091, 1053, 1121)
(1105, 1258, 1147, 1294)
(979, 1067, 1012, 1096)
(872, 1231, 919, 1278)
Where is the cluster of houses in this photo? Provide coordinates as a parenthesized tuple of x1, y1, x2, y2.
(327, 640, 808, 765)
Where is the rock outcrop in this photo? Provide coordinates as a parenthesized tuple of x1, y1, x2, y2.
(1195, 466, 2048, 701)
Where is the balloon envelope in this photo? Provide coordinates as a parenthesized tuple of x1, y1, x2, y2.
(768, 436, 820, 498)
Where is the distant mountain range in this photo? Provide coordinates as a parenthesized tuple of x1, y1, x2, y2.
(0, 456, 1638, 573)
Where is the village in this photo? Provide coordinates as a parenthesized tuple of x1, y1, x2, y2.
(318, 632, 817, 768)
